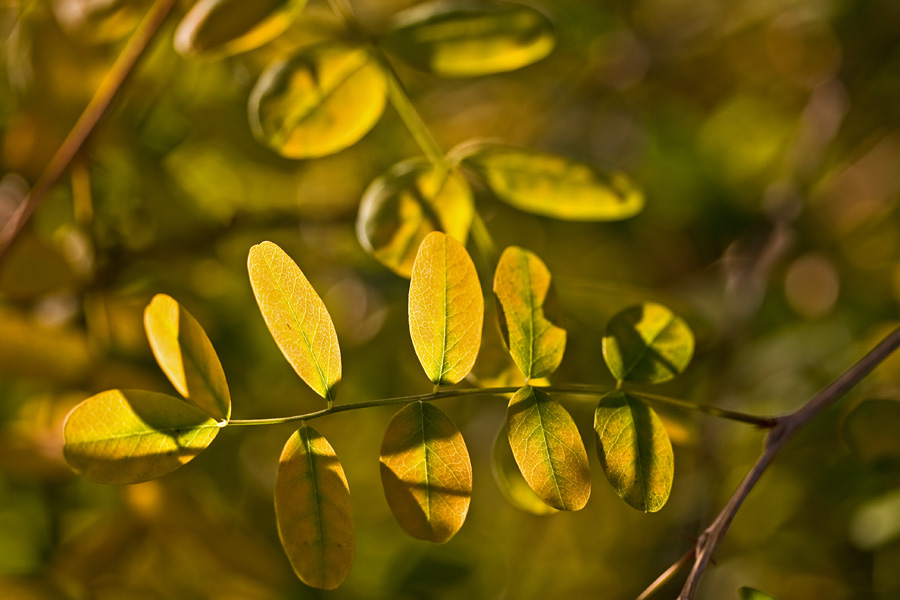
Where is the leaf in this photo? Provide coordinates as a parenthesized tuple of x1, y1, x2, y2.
(248, 241, 341, 401)
(594, 391, 674, 512)
(275, 425, 354, 589)
(379, 402, 472, 543)
(506, 386, 590, 511)
(408, 231, 484, 384)
(738, 587, 777, 600)
(493, 246, 566, 379)
(174, 0, 306, 58)
(357, 159, 474, 278)
(602, 302, 694, 384)
(249, 43, 387, 159)
(63, 389, 220, 485)
(458, 144, 644, 221)
(383, 0, 555, 77)
(843, 399, 900, 465)
(144, 294, 231, 421)
(491, 422, 557, 515)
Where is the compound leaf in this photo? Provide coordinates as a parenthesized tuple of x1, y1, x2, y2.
(357, 159, 474, 278)
(380, 401, 472, 543)
(248, 241, 341, 401)
(493, 246, 566, 379)
(491, 422, 557, 515)
(63, 389, 220, 485)
(602, 303, 694, 384)
(144, 294, 231, 421)
(409, 231, 483, 385)
(594, 391, 674, 512)
(275, 425, 354, 589)
(506, 386, 590, 511)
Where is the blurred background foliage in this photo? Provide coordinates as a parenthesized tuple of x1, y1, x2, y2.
(2, 0, 900, 598)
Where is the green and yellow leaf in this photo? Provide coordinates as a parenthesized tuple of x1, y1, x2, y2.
(409, 231, 483, 385)
(275, 425, 354, 589)
(380, 401, 472, 543)
(594, 391, 674, 512)
(491, 423, 557, 515)
(738, 587, 777, 600)
(248, 241, 341, 401)
(506, 386, 590, 511)
(63, 389, 220, 485)
(602, 302, 694, 384)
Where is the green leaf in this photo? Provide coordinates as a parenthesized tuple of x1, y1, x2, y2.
(409, 231, 484, 385)
(249, 42, 387, 159)
(144, 294, 231, 421)
(248, 241, 341, 401)
(491, 422, 557, 515)
(594, 391, 674, 512)
(380, 402, 473, 543)
(602, 302, 694, 384)
(493, 246, 566, 379)
(174, 0, 306, 58)
(357, 159, 474, 278)
(506, 386, 590, 511)
(384, 1, 555, 77)
(844, 399, 900, 465)
(458, 144, 644, 221)
(63, 390, 220, 485)
(275, 425, 354, 589)
(738, 587, 777, 600)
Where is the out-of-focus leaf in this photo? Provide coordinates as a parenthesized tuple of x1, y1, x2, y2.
(506, 386, 590, 511)
(408, 231, 483, 384)
(357, 159, 473, 278)
(491, 422, 557, 515)
(493, 246, 566, 379)
(458, 144, 644, 221)
(249, 43, 387, 159)
(384, 0, 555, 77)
(738, 587, 777, 600)
(63, 389, 220, 485)
(602, 303, 694, 384)
(594, 391, 673, 512)
(0, 308, 89, 384)
(380, 401, 472, 543)
(844, 399, 900, 465)
(51, 0, 148, 44)
(144, 294, 231, 421)
(275, 425, 354, 589)
(248, 241, 341, 401)
(174, 0, 306, 58)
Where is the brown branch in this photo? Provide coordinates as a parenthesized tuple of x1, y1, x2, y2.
(0, 0, 180, 263)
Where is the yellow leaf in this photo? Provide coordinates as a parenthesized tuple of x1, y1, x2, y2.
(491, 422, 557, 515)
(248, 241, 341, 401)
(408, 231, 484, 384)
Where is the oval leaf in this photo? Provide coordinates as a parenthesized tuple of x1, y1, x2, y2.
(380, 401, 473, 543)
(409, 231, 484, 384)
(63, 389, 220, 485)
(249, 43, 387, 159)
(602, 303, 694, 384)
(144, 294, 231, 421)
(384, 0, 555, 77)
(275, 425, 354, 589)
(357, 159, 474, 278)
(458, 144, 644, 221)
(594, 391, 674, 512)
(491, 422, 557, 515)
(506, 386, 590, 511)
(843, 399, 900, 465)
(739, 587, 777, 600)
(174, 0, 305, 58)
(248, 241, 341, 401)
(493, 246, 566, 379)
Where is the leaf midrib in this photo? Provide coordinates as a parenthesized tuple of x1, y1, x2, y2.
(618, 313, 675, 381)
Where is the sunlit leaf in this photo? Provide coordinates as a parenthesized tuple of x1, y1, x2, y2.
(738, 587, 777, 600)
(248, 241, 341, 401)
(51, 0, 148, 44)
(174, 0, 306, 58)
(602, 302, 694, 384)
(491, 422, 557, 515)
(458, 144, 644, 221)
(249, 43, 387, 159)
(409, 231, 484, 384)
(275, 425, 354, 589)
(380, 401, 472, 543)
(844, 399, 900, 465)
(63, 389, 220, 485)
(144, 294, 231, 421)
(594, 391, 673, 512)
(493, 246, 566, 379)
(506, 386, 590, 511)
(357, 159, 474, 278)
(384, 0, 555, 77)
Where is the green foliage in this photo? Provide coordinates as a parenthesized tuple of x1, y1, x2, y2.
(738, 587, 777, 600)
